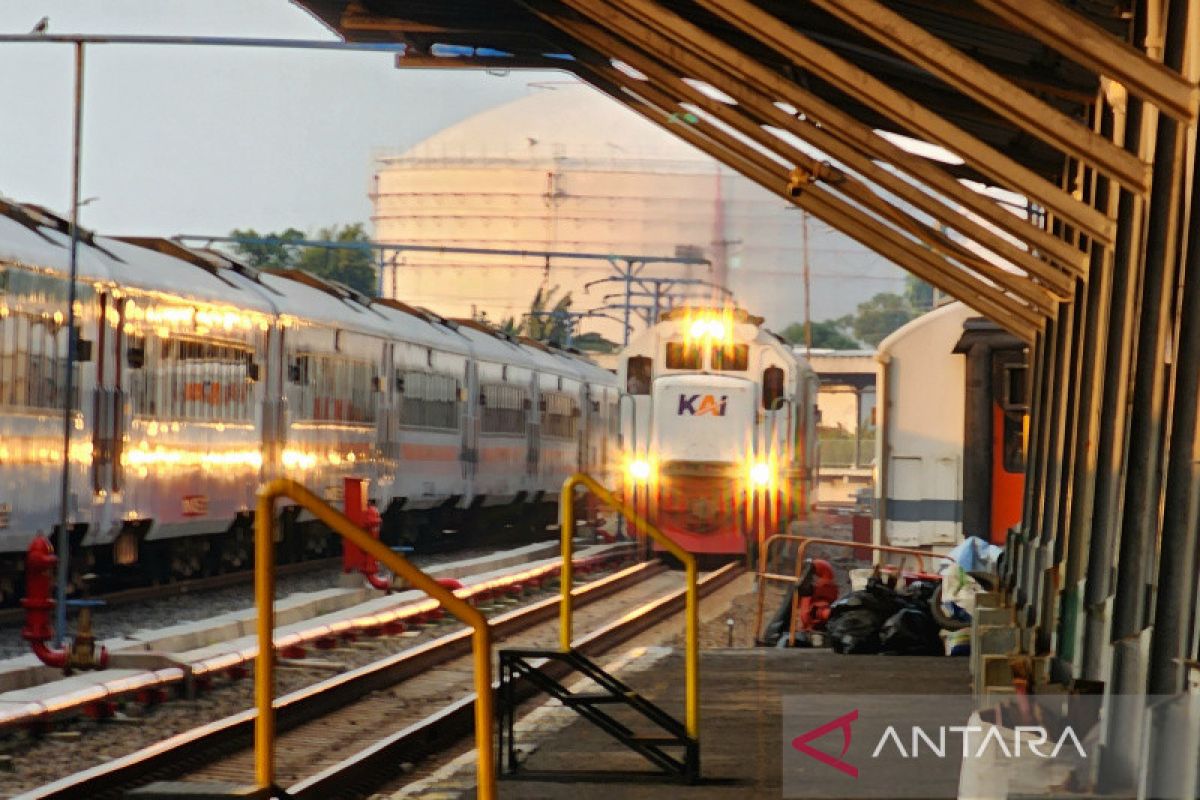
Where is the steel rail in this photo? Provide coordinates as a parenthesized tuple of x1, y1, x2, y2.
(286, 562, 742, 800)
(21, 559, 664, 800)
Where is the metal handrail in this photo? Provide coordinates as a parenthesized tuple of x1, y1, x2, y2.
(559, 472, 699, 742)
(255, 479, 495, 800)
(753, 534, 943, 644)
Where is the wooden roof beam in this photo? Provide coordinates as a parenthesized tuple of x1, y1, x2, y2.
(678, 0, 1114, 244)
(808, 0, 1148, 194)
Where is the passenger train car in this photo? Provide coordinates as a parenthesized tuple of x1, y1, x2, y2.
(874, 301, 1028, 550)
(0, 199, 619, 601)
(616, 307, 819, 556)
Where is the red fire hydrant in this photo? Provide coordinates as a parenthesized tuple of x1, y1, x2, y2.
(343, 477, 391, 591)
(22, 535, 107, 672)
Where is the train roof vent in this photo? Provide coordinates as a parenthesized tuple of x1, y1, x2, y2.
(117, 237, 237, 287)
(414, 306, 459, 330)
(20, 203, 101, 249)
(0, 198, 61, 244)
(263, 268, 364, 307)
(452, 317, 519, 342)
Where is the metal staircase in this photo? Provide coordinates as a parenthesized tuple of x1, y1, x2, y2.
(498, 647, 698, 782)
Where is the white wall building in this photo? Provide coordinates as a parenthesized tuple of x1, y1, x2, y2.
(371, 83, 905, 341)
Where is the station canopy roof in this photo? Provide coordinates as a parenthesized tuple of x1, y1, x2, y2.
(293, 0, 1199, 342)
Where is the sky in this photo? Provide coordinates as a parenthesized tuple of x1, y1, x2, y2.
(0, 0, 562, 236)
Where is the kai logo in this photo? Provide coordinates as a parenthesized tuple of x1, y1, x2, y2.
(677, 393, 728, 417)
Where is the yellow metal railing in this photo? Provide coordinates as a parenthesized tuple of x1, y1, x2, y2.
(254, 479, 495, 800)
(559, 473, 699, 740)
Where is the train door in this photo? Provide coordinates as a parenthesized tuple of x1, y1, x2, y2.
(379, 342, 400, 463)
(261, 322, 287, 481)
(91, 292, 126, 544)
(577, 383, 592, 474)
(989, 353, 1027, 544)
(461, 360, 478, 483)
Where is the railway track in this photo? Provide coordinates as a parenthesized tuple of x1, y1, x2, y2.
(23, 560, 739, 799)
(23, 561, 738, 799)
(0, 558, 344, 627)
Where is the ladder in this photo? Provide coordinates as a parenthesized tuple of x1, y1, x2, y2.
(497, 648, 698, 782)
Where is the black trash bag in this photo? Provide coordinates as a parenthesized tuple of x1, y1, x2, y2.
(825, 577, 904, 654)
(879, 607, 944, 655)
(826, 608, 884, 654)
(760, 585, 796, 647)
(898, 580, 939, 606)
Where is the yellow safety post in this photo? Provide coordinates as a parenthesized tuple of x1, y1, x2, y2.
(255, 479, 495, 800)
(559, 473, 700, 740)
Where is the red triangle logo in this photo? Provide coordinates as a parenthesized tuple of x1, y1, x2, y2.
(791, 709, 859, 778)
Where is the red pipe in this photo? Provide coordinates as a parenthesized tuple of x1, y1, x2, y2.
(22, 536, 69, 668)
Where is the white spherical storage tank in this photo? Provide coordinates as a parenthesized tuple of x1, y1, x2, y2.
(371, 82, 905, 341)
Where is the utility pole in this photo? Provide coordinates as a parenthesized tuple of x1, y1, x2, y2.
(801, 209, 812, 359)
(56, 42, 85, 646)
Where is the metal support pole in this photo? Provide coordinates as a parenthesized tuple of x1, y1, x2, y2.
(1149, 149, 1200, 695)
(622, 261, 632, 347)
(1082, 104, 1148, 682)
(55, 42, 84, 648)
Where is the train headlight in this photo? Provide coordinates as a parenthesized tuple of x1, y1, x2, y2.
(688, 317, 731, 341)
(749, 461, 772, 487)
(627, 458, 652, 483)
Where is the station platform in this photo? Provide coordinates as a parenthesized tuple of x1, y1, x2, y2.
(398, 648, 971, 799)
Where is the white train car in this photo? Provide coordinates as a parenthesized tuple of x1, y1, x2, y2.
(616, 306, 819, 556)
(0, 199, 619, 599)
(874, 302, 1028, 551)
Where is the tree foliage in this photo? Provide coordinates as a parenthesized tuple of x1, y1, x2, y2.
(783, 275, 936, 350)
(523, 285, 574, 344)
(497, 285, 617, 353)
(780, 320, 859, 350)
(848, 292, 917, 347)
(229, 224, 377, 296)
(904, 275, 934, 312)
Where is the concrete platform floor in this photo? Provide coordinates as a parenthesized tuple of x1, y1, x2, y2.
(401, 648, 971, 800)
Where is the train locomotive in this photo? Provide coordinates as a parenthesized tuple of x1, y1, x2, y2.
(616, 306, 819, 557)
(0, 198, 620, 602)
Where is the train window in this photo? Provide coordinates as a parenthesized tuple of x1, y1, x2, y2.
(126, 336, 146, 369)
(762, 366, 785, 409)
(288, 353, 377, 424)
(129, 335, 255, 421)
(541, 391, 579, 439)
(398, 370, 460, 430)
(1003, 365, 1028, 410)
(0, 311, 80, 411)
(626, 355, 651, 395)
(665, 342, 702, 370)
(481, 383, 527, 434)
(711, 344, 749, 371)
